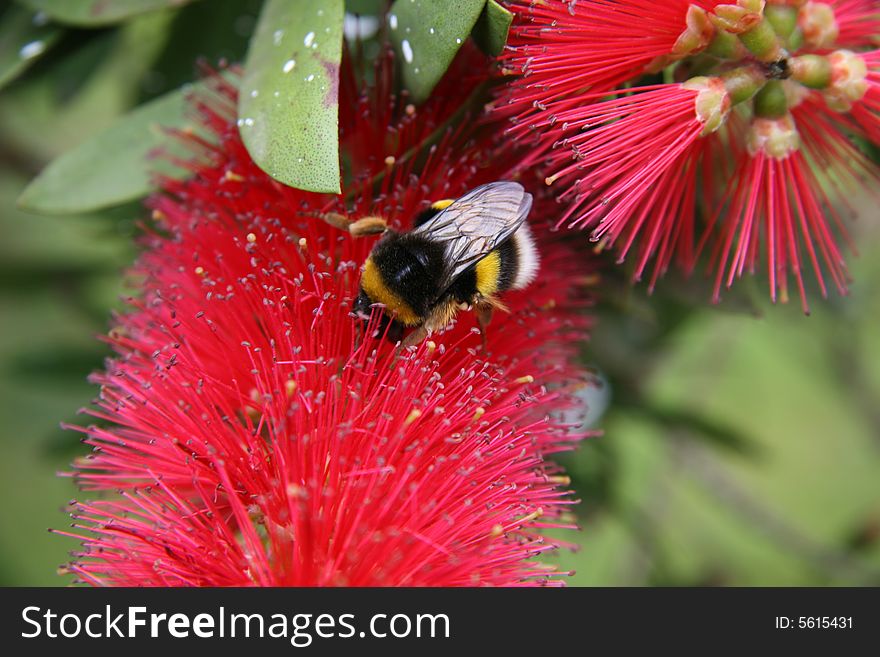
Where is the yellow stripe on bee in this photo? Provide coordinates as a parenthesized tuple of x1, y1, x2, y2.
(360, 258, 421, 326)
(475, 250, 501, 297)
(431, 199, 454, 210)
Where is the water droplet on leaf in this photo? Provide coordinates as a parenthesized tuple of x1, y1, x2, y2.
(401, 39, 414, 64)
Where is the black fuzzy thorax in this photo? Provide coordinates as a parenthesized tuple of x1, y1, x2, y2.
(368, 232, 446, 316)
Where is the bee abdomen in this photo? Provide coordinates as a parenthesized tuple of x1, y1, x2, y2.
(507, 222, 540, 290)
(474, 223, 540, 297)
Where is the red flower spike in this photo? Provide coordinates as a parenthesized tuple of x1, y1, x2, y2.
(498, 0, 723, 137)
(706, 116, 846, 313)
(496, 0, 880, 308)
(540, 81, 730, 286)
(56, 51, 598, 587)
(703, 100, 880, 312)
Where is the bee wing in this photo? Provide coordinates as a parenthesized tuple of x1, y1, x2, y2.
(411, 181, 533, 293)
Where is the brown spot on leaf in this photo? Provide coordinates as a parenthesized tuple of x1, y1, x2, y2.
(321, 59, 339, 109)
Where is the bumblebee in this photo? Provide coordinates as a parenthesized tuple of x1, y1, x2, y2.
(324, 181, 540, 348)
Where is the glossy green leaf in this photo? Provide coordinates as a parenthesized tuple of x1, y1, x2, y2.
(345, 0, 385, 14)
(389, 0, 486, 104)
(239, 0, 344, 194)
(472, 0, 512, 57)
(0, 7, 62, 90)
(18, 83, 204, 214)
(17, 0, 195, 27)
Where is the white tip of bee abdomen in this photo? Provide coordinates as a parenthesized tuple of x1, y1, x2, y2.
(511, 223, 540, 290)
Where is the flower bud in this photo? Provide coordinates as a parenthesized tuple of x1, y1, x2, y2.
(798, 2, 839, 49)
(683, 76, 732, 135)
(748, 114, 800, 159)
(823, 50, 868, 112)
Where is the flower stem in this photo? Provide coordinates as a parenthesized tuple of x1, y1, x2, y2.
(753, 80, 788, 118)
(719, 64, 768, 106)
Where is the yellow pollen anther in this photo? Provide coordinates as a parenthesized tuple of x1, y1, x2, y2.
(516, 375, 535, 385)
(548, 475, 571, 486)
(520, 508, 544, 524)
(194, 266, 205, 276)
(384, 155, 396, 167)
(472, 407, 486, 422)
(544, 175, 558, 186)
(285, 380, 297, 397)
(298, 237, 307, 248)
(426, 340, 436, 353)
(224, 170, 245, 182)
(490, 524, 504, 538)
(287, 483, 305, 498)
(151, 209, 165, 221)
(246, 232, 257, 243)
(405, 104, 415, 116)
(404, 409, 422, 426)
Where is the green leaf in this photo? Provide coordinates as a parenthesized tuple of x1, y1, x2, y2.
(17, 83, 204, 214)
(472, 0, 512, 57)
(239, 0, 344, 194)
(389, 0, 487, 104)
(345, 0, 385, 14)
(16, 0, 195, 27)
(0, 7, 62, 90)
(0, 9, 175, 162)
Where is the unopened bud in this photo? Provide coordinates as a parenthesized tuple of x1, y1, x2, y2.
(789, 54, 833, 88)
(672, 6, 716, 57)
(683, 76, 732, 135)
(823, 50, 868, 112)
(711, 1, 764, 34)
(764, 4, 798, 39)
(798, 2, 839, 49)
(753, 80, 789, 119)
(748, 114, 800, 159)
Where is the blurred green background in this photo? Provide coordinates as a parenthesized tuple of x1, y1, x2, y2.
(0, 0, 878, 586)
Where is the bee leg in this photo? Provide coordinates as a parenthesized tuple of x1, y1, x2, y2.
(475, 302, 494, 351)
(349, 216, 388, 237)
(395, 299, 458, 356)
(319, 213, 387, 237)
(353, 320, 363, 351)
(396, 326, 428, 354)
(319, 212, 352, 232)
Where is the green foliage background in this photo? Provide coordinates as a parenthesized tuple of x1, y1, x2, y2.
(0, 0, 878, 586)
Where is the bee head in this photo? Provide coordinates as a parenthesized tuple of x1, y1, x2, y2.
(353, 287, 404, 343)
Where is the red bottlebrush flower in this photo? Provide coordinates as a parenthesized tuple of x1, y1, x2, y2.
(54, 48, 597, 587)
(498, 0, 722, 137)
(705, 113, 851, 312)
(496, 0, 880, 308)
(539, 78, 734, 287)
